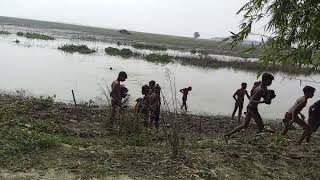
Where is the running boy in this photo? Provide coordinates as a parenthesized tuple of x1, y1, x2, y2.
(282, 86, 315, 144)
(180, 86, 192, 111)
(232, 82, 250, 122)
(225, 73, 275, 138)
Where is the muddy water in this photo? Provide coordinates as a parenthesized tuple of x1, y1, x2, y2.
(0, 34, 319, 119)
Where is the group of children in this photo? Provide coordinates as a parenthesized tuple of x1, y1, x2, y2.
(110, 71, 319, 144)
(228, 73, 320, 144)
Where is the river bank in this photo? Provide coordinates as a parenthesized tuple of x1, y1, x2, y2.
(1, 92, 320, 179)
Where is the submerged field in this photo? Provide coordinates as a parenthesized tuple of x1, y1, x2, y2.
(1, 93, 320, 179)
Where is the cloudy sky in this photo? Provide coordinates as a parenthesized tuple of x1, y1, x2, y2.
(0, 0, 267, 39)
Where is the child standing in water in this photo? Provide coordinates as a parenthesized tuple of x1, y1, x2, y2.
(282, 86, 315, 145)
(231, 82, 250, 122)
(180, 86, 192, 112)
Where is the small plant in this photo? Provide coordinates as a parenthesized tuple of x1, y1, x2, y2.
(0, 30, 11, 35)
(190, 49, 197, 54)
(132, 43, 167, 51)
(145, 53, 171, 63)
(105, 47, 134, 58)
(58, 44, 96, 54)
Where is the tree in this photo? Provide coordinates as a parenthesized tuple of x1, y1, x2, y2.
(194, 32, 200, 39)
(229, 0, 320, 72)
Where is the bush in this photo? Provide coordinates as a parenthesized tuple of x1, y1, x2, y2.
(58, 44, 96, 54)
(119, 29, 131, 35)
(132, 43, 167, 51)
(16, 32, 24, 36)
(25, 32, 55, 40)
(145, 53, 171, 63)
(105, 47, 134, 58)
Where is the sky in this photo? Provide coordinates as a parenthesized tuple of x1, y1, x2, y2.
(0, 0, 267, 39)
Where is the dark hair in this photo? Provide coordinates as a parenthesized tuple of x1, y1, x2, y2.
(118, 71, 127, 79)
(142, 85, 149, 95)
(241, 82, 247, 87)
(303, 86, 316, 94)
(262, 73, 274, 82)
(149, 80, 156, 87)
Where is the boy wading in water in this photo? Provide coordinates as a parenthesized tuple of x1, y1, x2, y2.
(110, 71, 127, 128)
(232, 83, 250, 122)
(307, 100, 320, 142)
(225, 73, 275, 138)
(282, 86, 315, 145)
(180, 86, 192, 111)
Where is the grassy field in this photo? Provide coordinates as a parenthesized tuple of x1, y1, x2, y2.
(1, 92, 320, 179)
(0, 16, 260, 58)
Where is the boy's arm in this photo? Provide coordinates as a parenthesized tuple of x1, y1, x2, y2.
(245, 90, 250, 100)
(180, 89, 184, 93)
(249, 89, 266, 104)
(233, 90, 238, 102)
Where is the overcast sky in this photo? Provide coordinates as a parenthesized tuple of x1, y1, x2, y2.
(0, 0, 267, 39)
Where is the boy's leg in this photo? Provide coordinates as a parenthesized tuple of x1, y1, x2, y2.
(281, 113, 291, 135)
(238, 104, 243, 122)
(295, 118, 312, 144)
(185, 101, 188, 111)
(225, 109, 252, 138)
(155, 111, 160, 129)
(231, 103, 238, 120)
(252, 111, 264, 133)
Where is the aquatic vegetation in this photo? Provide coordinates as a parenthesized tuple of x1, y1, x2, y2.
(105, 47, 134, 58)
(145, 53, 171, 63)
(58, 44, 96, 54)
(132, 43, 167, 51)
(14, 39, 20, 43)
(25, 32, 55, 40)
(16, 32, 55, 40)
(0, 30, 11, 35)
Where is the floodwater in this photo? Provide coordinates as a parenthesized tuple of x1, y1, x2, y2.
(0, 33, 319, 120)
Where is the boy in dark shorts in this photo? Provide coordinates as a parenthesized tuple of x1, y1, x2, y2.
(180, 86, 192, 111)
(307, 100, 320, 142)
(225, 73, 275, 138)
(282, 86, 315, 144)
(232, 82, 250, 122)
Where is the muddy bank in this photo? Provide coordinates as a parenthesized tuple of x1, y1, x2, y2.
(1, 93, 320, 179)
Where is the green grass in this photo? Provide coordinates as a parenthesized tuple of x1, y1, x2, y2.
(16, 31, 55, 40)
(0, 30, 11, 35)
(105, 47, 134, 58)
(145, 53, 171, 63)
(58, 44, 96, 54)
(133, 43, 167, 51)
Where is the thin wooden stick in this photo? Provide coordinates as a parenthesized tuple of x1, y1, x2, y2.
(72, 90, 79, 122)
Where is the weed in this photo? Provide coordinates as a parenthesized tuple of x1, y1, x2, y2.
(0, 30, 11, 35)
(105, 47, 133, 58)
(16, 32, 24, 36)
(25, 32, 55, 40)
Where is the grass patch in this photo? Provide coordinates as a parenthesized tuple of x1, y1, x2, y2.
(132, 43, 167, 51)
(105, 47, 134, 58)
(0, 30, 11, 35)
(16, 32, 55, 40)
(58, 44, 96, 54)
(145, 53, 171, 63)
(0, 128, 61, 158)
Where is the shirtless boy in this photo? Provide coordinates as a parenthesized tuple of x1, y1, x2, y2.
(149, 85, 161, 129)
(232, 82, 250, 122)
(110, 71, 127, 127)
(282, 86, 315, 144)
(225, 73, 274, 138)
(180, 86, 192, 111)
